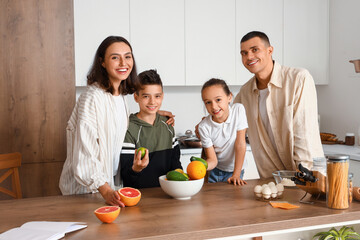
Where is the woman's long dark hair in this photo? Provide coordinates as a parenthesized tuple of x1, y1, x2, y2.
(87, 36, 138, 95)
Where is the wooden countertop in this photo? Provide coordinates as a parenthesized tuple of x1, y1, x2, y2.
(1, 179, 360, 239)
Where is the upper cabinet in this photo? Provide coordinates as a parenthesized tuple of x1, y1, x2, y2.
(185, 0, 236, 86)
(236, 0, 284, 85)
(74, 0, 130, 86)
(130, 0, 185, 86)
(284, 0, 329, 85)
(74, 0, 329, 86)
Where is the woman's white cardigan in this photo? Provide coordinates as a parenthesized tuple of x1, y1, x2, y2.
(59, 84, 129, 195)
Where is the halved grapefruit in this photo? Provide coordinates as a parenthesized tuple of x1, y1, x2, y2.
(94, 206, 120, 223)
(118, 187, 141, 207)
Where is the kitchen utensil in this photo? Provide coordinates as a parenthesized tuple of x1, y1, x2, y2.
(350, 59, 360, 73)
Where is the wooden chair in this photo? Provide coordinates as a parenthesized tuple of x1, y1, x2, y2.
(0, 152, 22, 199)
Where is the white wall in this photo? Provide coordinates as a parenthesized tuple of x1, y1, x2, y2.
(317, 0, 360, 145)
(76, 0, 360, 142)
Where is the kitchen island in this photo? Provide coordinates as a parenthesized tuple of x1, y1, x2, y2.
(1, 179, 360, 239)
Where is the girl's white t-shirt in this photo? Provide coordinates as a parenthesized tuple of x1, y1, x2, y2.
(112, 95, 128, 176)
(198, 103, 248, 172)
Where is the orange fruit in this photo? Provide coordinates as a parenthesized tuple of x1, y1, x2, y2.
(94, 206, 120, 223)
(118, 187, 141, 207)
(187, 161, 206, 180)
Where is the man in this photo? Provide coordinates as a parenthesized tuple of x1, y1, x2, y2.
(234, 31, 324, 178)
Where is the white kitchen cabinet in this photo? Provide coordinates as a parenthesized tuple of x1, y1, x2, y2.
(74, 0, 130, 86)
(185, 0, 237, 85)
(130, 0, 185, 86)
(180, 148, 201, 171)
(350, 160, 360, 187)
(235, 0, 283, 85)
(284, 0, 329, 85)
(243, 149, 260, 180)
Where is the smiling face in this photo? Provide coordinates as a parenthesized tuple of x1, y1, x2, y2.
(134, 84, 164, 117)
(101, 42, 134, 86)
(240, 36, 273, 78)
(202, 85, 232, 123)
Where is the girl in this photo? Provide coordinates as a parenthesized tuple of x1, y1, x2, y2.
(198, 78, 248, 185)
(59, 36, 173, 206)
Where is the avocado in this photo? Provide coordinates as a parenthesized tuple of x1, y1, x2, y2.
(190, 156, 208, 169)
(166, 170, 189, 181)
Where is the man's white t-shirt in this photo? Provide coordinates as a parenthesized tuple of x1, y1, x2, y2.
(198, 103, 248, 172)
(258, 88, 279, 156)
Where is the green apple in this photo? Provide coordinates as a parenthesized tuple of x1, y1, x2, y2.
(136, 147, 147, 159)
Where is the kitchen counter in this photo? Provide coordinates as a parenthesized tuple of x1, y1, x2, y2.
(323, 144, 360, 161)
(1, 180, 360, 239)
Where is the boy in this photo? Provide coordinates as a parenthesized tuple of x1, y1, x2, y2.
(120, 69, 182, 188)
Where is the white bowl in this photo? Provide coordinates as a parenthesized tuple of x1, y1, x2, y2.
(159, 175, 204, 200)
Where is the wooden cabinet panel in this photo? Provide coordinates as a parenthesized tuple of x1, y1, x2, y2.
(284, 0, 329, 84)
(236, 0, 283, 85)
(74, 0, 130, 86)
(185, 0, 236, 85)
(130, 0, 185, 86)
(0, 0, 75, 197)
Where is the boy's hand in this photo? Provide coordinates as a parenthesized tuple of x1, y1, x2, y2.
(158, 110, 175, 126)
(227, 175, 247, 186)
(132, 148, 149, 173)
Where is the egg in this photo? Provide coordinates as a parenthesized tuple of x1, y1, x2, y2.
(276, 183, 284, 192)
(262, 187, 271, 199)
(276, 183, 284, 197)
(261, 184, 269, 190)
(270, 186, 278, 198)
(268, 182, 276, 188)
(254, 185, 262, 194)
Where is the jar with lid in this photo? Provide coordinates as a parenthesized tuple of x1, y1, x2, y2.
(345, 133, 355, 146)
(326, 154, 350, 209)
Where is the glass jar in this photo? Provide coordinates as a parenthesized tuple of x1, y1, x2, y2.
(326, 154, 350, 209)
(345, 133, 355, 146)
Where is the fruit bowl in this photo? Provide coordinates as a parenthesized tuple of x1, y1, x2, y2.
(159, 175, 204, 200)
(272, 170, 297, 187)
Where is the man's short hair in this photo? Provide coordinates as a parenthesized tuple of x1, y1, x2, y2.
(136, 69, 163, 94)
(241, 31, 271, 46)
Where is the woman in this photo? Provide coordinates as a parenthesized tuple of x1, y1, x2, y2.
(59, 36, 173, 206)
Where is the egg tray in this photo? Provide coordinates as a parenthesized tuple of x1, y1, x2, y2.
(254, 191, 284, 201)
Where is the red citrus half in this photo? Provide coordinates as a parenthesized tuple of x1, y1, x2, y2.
(118, 187, 141, 207)
(94, 206, 120, 223)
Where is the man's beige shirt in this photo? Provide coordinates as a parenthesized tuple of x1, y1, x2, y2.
(234, 61, 324, 178)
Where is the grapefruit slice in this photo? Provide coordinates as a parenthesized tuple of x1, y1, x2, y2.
(94, 206, 120, 223)
(118, 187, 141, 207)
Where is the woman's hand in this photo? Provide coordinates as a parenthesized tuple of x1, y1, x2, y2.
(158, 110, 175, 126)
(98, 183, 125, 207)
(227, 175, 247, 186)
(132, 148, 149, 173)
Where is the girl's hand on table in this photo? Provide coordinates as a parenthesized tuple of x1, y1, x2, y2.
(227, 175, 247, 186)
(98, 183, 125, 207)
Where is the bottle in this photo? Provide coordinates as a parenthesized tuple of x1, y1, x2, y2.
(326, 154, 350, 209)
(345, 133, 355, 146)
